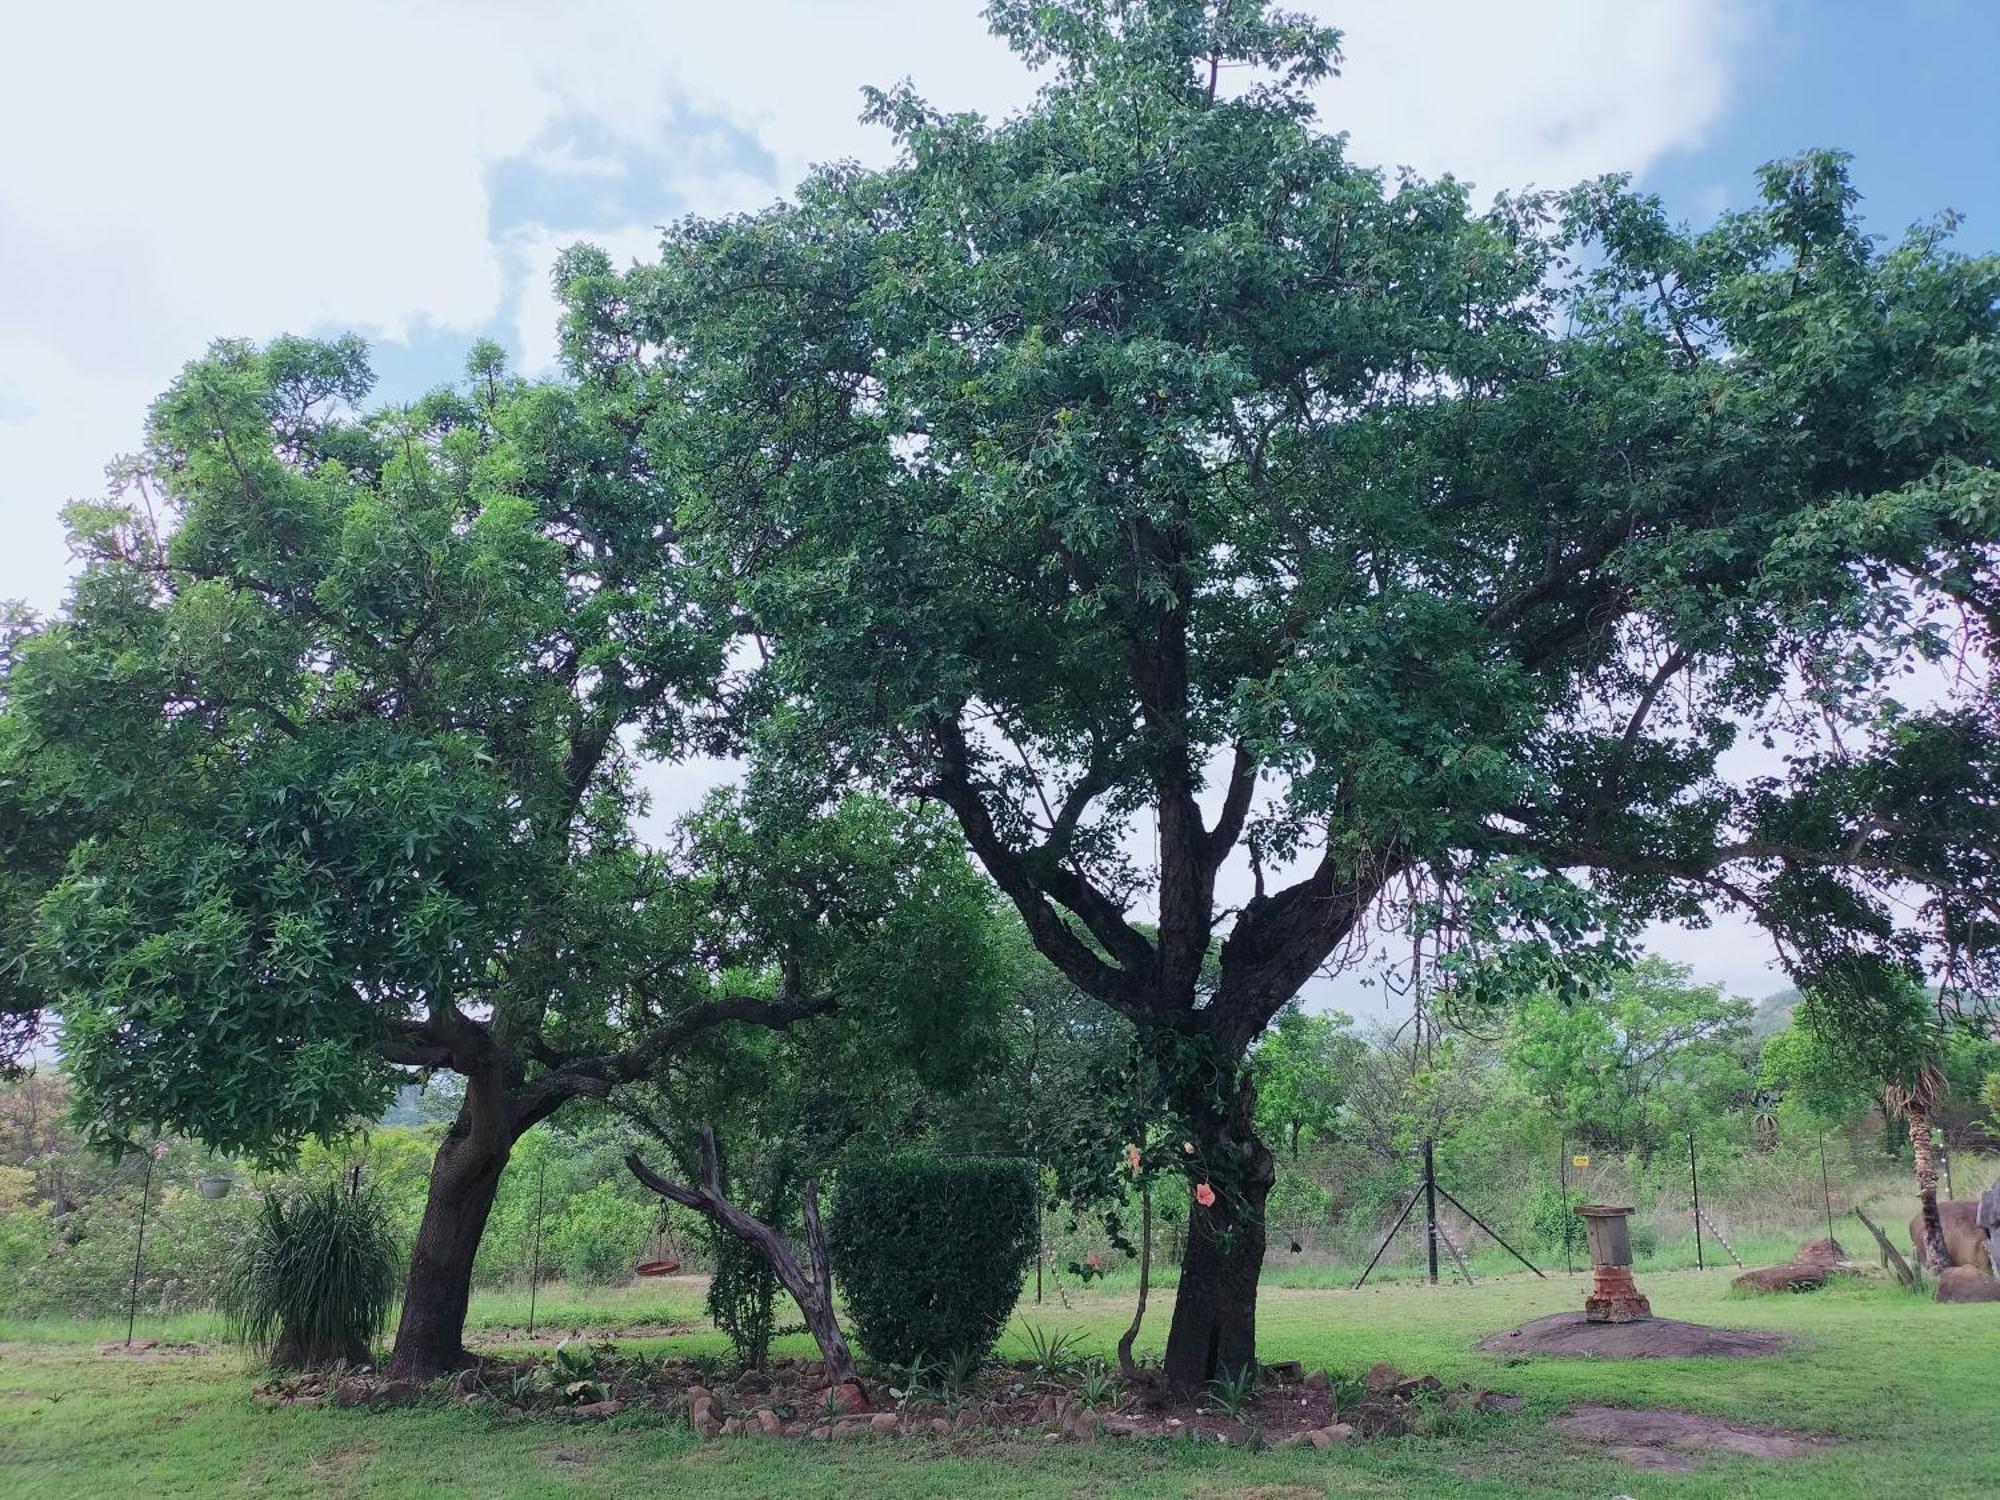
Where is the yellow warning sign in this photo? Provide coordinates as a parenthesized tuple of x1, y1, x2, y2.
(1571, 1155, 1591, 1168)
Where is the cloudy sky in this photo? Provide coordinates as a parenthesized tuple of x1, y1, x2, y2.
(4, 0, 1995, 1010)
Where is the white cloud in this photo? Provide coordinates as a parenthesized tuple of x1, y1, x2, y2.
(0, 0, 1783, 1003)
(0, 0, 1755, 612)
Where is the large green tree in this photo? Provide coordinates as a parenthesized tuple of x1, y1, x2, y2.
(562, 0, 1999, 1386)
(1504, 956, 1752, 1154)
(4, 336, 995, 1377)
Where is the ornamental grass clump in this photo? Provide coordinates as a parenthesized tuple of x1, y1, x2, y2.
(223, 1176, 398, 1369)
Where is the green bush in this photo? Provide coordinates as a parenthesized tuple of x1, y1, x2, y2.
(1525, 1184, 1587, 1257)
(1267, 1169, 1332, 1236)
(542, 1181, 652, 1284)
(222, 1178, 399, 1368)
(828, 1155, 1036, 1366)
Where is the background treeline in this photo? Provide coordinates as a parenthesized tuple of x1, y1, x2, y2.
(7, 941, 1997, 1322)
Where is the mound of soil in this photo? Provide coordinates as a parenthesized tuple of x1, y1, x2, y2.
(1476, 1311, 1786, 1359)
(1551, 1402, 1835, 1470)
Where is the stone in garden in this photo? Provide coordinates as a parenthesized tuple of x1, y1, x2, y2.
(830, 1380, 868, 1413)
(808, 1425, 831, 1440)
(1302, 1369, 1330, 1392)
(719, 1416, 744, 1437)
(755, 1408, 782, 1435)
(1795, 1237, 1845, 1266)
(1935, 1266, 2000, 1303)
(1732, 1262, 1833, 1294)
(930, 1416, 953, 1437)
(870, 1413, 900, 1434)
(572, 1400, 624, 1419)
(1264, 1359, 1303, 1381)
(1362, 1361, 1406, 1391)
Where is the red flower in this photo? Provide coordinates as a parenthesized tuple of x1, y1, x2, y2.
(1195, 1182, 1216, 1209)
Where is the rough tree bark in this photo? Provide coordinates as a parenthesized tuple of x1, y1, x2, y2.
(385, 1071, 517, 1380)
(1117, 1175, 1153, 1382)
(626, 1126, 857, 1388)
(379, 991, 834, 1381)
(1908, 1104, 1951, 1274)
(1161, 1074, 1274, 1393)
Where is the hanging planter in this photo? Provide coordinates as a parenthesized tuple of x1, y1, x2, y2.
(197, 1175, 234, 1200)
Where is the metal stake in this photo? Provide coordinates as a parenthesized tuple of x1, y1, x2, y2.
(526, 1158, 547, 1339)
(125, 1143, 157, 1348)
(1423, 1138, 1440, 1286)
(1688, 1130, 1704, 1271)
(1818, 1127, 1835, 1243)
(1559, 1139, 1573, 1275)
(1432, 1183, 1546, 1279)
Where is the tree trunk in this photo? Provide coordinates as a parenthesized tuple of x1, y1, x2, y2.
(1117, 1175, 1152, 1381)
(1161, 1075, 1273, 1394)
(1908, 1104, 1950, 1274)
(386, 1084, 514, 1380)
(627, 1128, 859, 1388)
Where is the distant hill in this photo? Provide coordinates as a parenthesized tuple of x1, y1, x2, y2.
(1749, 987, 1802, 1039)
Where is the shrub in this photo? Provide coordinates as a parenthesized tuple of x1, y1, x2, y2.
(1267, 1169, 1332, 1237)
(223, 1177, 398, 1368)
(827, 1155, 1036, 1366)
(542, 1181, 652, 1284)
(1525, 1184, 1587, 1258)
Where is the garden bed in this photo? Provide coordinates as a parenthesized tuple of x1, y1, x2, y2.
(251, 1346, 1523, 1449)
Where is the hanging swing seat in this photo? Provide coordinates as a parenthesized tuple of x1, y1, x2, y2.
(634, 1257, 682, 1277)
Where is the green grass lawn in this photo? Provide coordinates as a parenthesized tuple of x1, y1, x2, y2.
(3, 1267, 1996, 1499)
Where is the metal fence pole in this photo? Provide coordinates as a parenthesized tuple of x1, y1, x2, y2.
(1559, 1140, 1573, 1275)
(1688, 1130, 1705, 1271)
(125, 1143, 158, 1348)
(1423, 1139, 1440, 1286)
(526, 1158, 547, 1339)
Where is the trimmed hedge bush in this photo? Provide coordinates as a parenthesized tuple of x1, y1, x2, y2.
(827, 1155, 1037, 1367)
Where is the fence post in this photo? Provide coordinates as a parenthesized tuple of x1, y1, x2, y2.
(1559, 1140, 1573, 1274)
(125, 1142, 159, 1348)
(1423, 1138, 1440, 1285)
(1688, 1130, 1704, 1271)
(526, 1158, 546, 1339)
(1818, 1127, 1836, 1243)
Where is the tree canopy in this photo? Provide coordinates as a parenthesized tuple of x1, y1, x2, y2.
(1504, 956, 1752, 1150)
(1, 333, 1000, 1375)
(557, 0, 2000, 1384)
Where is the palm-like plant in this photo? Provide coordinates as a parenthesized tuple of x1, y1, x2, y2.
(223, 1176, 398, 1369)
(1885, 1057, 1951, 1273)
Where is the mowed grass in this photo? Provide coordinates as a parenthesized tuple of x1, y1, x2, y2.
(3, 1268, 1997, 1499)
